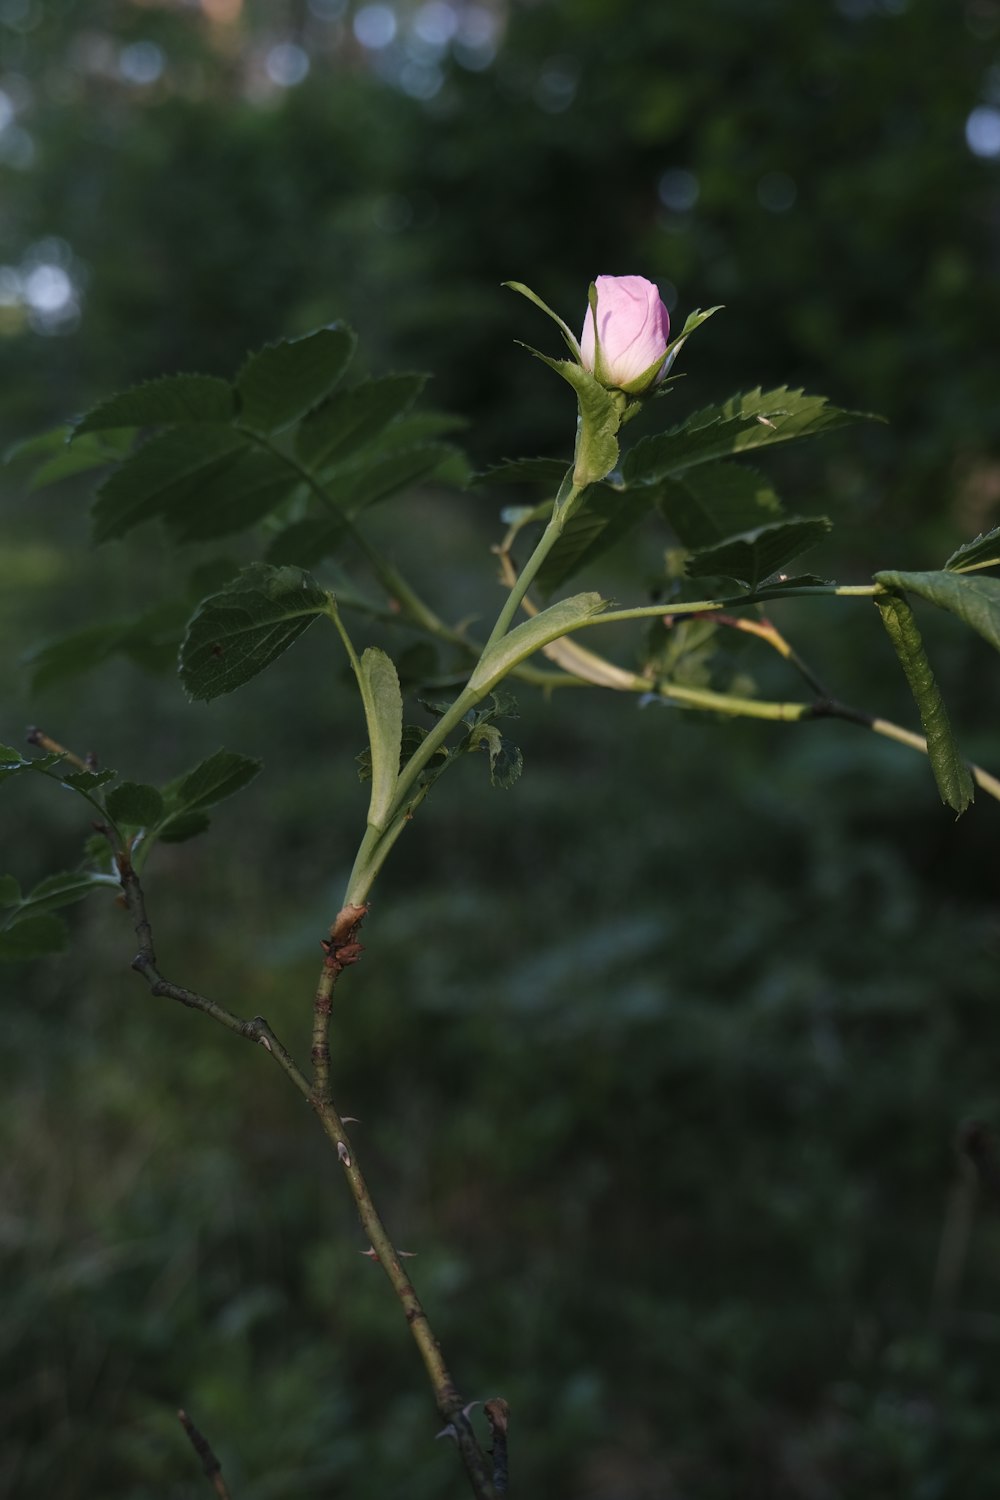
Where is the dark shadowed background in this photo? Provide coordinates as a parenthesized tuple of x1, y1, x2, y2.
(2, 1, 1000, 1496)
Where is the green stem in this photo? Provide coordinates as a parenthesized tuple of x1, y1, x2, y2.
(481, 472, 579, 653)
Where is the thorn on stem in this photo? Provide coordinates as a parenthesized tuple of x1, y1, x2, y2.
(258, 1034, 273, 1052)
(337, 1141, 352, 1168)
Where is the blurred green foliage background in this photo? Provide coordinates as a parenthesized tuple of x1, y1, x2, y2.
(2, 0, 1000, 1495)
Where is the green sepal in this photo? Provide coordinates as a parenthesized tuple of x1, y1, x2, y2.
(521, 346, 621, 490)
(503, 281, 582, 363)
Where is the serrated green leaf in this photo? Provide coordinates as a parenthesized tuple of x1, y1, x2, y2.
(18, 869, 118, 916)
(25, 602, 192, 692)
(0, 912, 69, 960)
(945, 526, 1000, 574)
(166, 445, 298, 542)
(686, 516, 832, 590)
(469, 592, 609, 694)
(623, 388, 879, 487)
(60, 768, 118, 791)
(24, 429, 137, 492)
(875, 589, 974, 814)
(265, 516, 347, 568)
(179, 564, 330, 701)
(475, 457, 569, 491)
(659, 462, 784, 549)
(164, 749, 263, 814)
(875, 571, 1000, 658)
(296, 373, 427, 469)
(0, 875, 21, 906)
(358, 648, 403, 829)
(73, 374, 235, 436)
(106, 782, 165, 827)
(157, 810, 212, 843)
(535, 487, 652, 596)
(92, 425, 248, 542)
(324, 444, 456, 513)
(237, 326, 356, 435)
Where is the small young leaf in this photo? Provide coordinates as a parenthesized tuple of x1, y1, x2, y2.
(92, 425, 248, 542)
(0, 913, 69, 960)
(164, 750, 263, 813)
(875, 589, 974, 815)
(106, 782, 165, 827)
(944, 526, 1000, 575)
(358, 648, 403, 829)
(237, 326, 356, 435)
(157, 811, 212, 844)
(73, 374, 235, 436)
(18, 870, 118, 916)
(26, 429, 138, 491)
(471, 724, 524, 789)
(0, 746, 64, 780)
(179, 564, 330, 701)
(875, 571, 1000, 658)
(469, 592, 609, 694)
(296, 373, 427, 469)
(686, 516, 832, 591)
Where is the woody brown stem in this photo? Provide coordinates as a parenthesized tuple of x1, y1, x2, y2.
(109, 849, 496, 1498)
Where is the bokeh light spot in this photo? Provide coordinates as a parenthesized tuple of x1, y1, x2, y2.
(658, 169, 699, 212)
(118, 41, 165, 86)
(353, 4, 397, 50)
(266, 42, 310, 87)
(966, 105, 1000, 158)
(757, 171, 798, 212)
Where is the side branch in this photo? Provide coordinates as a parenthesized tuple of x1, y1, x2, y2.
(108, 844, 497, 1498)
(177, 1409, 234, 1500)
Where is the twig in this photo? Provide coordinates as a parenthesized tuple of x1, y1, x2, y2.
(108, 838, 497, 1498)
(485, 1398, 510, 1495)
(177, 1408, 234, 1500)
(26, 724, 90, 771)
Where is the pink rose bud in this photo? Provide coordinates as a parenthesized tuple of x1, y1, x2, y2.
(580, 275, 671, 394)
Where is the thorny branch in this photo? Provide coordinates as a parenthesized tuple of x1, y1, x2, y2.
(177, 1409, 234, 1500)
(102, 826, 498, 1499)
